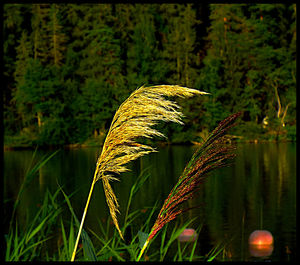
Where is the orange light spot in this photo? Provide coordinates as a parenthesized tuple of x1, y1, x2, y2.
(249, 230, 273, 245)
(178, 228, 197, 242)
(224, 17, 227, 22)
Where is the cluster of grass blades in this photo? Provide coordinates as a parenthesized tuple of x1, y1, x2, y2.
(5, 167, 229, 261)
(5, 149, 60, 261)
(5, 188, 61, 261)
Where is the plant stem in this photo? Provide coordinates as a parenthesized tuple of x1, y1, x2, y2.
(71, 178, 96, 261)
(136, 239, 149, 261)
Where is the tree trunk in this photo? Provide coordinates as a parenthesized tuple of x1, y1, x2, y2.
(273, 80, 282, 118)
(37, 111, 42, 132)
(281, 103, 291, 127)
(52, 5, 58, 66)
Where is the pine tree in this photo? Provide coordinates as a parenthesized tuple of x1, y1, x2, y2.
(14, 31, 32, 87)
(126, 4, 165, 88)
(31, 4, 49, 63)
(157, 4, 205, 141)
(4, 4, 32, 135)
(160, 4, 200, 86)
(74, 4, 126, 136)
(198, 3, 296, 137)
(245, 4, 296, 130)
(48, 4, 67, 66)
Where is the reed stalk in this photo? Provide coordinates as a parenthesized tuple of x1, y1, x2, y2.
(136, 112, 241, 261)
(71, 177, 96, 261)
(71, 85, 208, 261)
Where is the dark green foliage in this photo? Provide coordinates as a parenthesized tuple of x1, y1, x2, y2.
(198, 4, 296, 137)
(3, 4, 296, 147)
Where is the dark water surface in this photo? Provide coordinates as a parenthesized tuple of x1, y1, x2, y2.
(4, 142, 296, 261)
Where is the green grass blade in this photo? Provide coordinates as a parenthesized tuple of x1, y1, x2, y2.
(68, 218, 75, 259)
(9, 150, 59, 230)
(188, 233, 199, 261)
(97, 219, 108, 240)
(5, 231, 13, 261)
(88, 228, 125, 261)
(13, 223, 20, 260)
(159, 223, 168, 259)
(123, 168, 151, 230)
(160, 217, 196, 261)
(20, 237, 52, 259)
(57, 183, 79, 226)
(25, 150, 60, 185)
(81, 228, 97, 261)
(188, 223, 202, 261)
(60, 219, 68, 259)
(25, 215, 49, 244)
(177, 239, 182, 261)
(206, 242, 224, 262)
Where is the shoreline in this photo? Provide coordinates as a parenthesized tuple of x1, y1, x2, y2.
(3, 137, 295, 151)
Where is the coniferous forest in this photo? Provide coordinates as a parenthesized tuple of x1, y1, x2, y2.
(3, 4, 296, 148)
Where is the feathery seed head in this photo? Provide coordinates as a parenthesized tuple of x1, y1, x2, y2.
(146, 112, 241, 242)
(95, 85, 207, 239)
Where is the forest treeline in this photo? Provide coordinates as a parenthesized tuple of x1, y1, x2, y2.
(3, 4, 296, 147)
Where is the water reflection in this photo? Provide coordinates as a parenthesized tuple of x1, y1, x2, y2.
(3, 142, 296, 261)
(249, 244, 274, 258)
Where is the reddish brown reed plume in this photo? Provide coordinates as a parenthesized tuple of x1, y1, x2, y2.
(137, 112, 241, 261)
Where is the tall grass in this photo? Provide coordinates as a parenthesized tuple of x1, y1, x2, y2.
(5, 188, 61, 261)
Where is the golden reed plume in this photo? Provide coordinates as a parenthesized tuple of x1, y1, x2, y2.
(71, 85, 208, 261)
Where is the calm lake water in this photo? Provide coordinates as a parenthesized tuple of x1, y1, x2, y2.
(4, 142, 296, 261)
